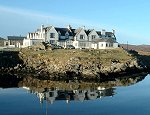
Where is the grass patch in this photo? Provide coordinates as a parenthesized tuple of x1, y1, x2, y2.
(20, 48, 132, 66)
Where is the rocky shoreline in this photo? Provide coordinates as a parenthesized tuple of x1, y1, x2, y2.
(0, 48, 150, 80)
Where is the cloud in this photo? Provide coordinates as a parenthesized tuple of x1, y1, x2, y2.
(0, 5, 106, 37)
(0, 5, 82, 25)
(0, 5, 110, 29)
(0, 5, 58, 21)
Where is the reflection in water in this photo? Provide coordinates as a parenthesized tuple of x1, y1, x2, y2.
(0, 72, 148, 105)
(23, 86, 115, 104)
(0, 73, 149, 115)
(19, 73, 148, 105)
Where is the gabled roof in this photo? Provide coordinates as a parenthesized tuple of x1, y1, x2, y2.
(71, 29, 76, 36)
(85, 30, 92, 35)
(55, 27, 73, 36)
(74, 28, 82, 34)
(7, 36, 26, 40)
(45, 26, 53, 32)
(96, 31, 101, 36)
(72, 28, 86, 37)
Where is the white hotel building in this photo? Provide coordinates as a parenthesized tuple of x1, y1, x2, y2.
(23, 25, 118, 49)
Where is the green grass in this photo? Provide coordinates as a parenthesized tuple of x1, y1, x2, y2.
(20, 48, 132, 66)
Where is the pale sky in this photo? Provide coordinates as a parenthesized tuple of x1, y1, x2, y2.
(0, 0, 150, 45)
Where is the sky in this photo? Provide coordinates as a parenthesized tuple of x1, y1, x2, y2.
(0, 0, 150, 45)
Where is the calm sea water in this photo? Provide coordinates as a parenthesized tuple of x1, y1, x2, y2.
(0, 74, 150, 115)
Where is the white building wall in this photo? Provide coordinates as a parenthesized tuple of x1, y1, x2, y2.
(98, 42, 107, 49)
(31, 39, 44, 45)
(88, 30, 99, 41)
(58, 40, 73, 48)
(57, 41, 65, 47)
(75, 29, 88, 41)
(22, 39, 31, 47)
(91, 43, 97, 49)
(46, 27, 59, 44)
(73, 41, 79, 48)
(23, 39, 44, 48)
(27, 34, 30, 39)
(113, 43, 118, 48)
(98, 42, 118, 49)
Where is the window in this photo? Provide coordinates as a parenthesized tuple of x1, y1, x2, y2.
(79, 90, 83, 94)
(49, 92, 54, 97)
(50, 33, 55, 38)
(101, 44, 103, 47)
(65, 32, 69, 39)
(90, 94, 95, 96)
(80, 35, 84, 39)
(91, 35, 96, 40)
(106, 43, 108, 47)
(49, 40, 55, 44)
(12, 41, 15, 45)
(79, 42, 86, 47)
(6, 42, 8, 46)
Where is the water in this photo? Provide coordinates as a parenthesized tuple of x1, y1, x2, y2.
(0, 74, 150, 115)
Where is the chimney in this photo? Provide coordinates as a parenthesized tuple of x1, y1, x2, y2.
(67, 25, 72, 30)
(41, 24, 44, 32)
(102, 29, 106, 36)
(112, 29, 115, 35)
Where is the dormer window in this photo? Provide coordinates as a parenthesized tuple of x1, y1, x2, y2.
(65, 32, 69, 39)
(91, 35, 96, 40)
(66, 35, 69, 39)
(49, 92, 54, 97)
(80, 35, 84, 39)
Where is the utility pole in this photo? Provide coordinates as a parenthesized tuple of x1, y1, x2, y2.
(127, 41, 128, 50)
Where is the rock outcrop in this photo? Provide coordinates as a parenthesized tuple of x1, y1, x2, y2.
(0, 48, 150, 80)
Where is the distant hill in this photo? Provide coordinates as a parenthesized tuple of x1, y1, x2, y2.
(0, 37, 5, 40)
(120, 44, 150, 52)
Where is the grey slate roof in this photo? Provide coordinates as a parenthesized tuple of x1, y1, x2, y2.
(85, 30, 92, 35)
(105, 32, 114, 37)
(72, 28, 84, 36)
(71, 29, 76, 36)
(94, 38, 117, 43)
(7, 36, 26, 40)
(55, 27, 73, 36)
(96, 31, 101, 36)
